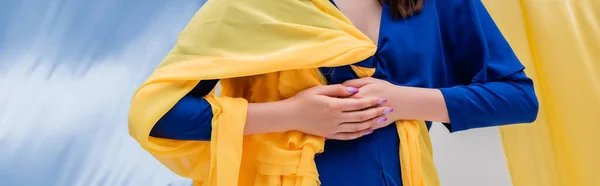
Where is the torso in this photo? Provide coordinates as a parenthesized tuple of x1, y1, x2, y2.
(323, 0, 451, 89)
(314, 1, 445, 185)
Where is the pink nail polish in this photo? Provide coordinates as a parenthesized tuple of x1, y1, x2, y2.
(346, 87, 359, 93)
(364, 130, 374, 135)
(376, 117, 388, 124)
(383, 108, 394, 114)
(378, 99, 388, 104)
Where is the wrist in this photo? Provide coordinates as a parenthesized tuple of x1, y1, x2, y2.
(245, 100, 296, 135)
(273, 98, 300, 131)
(388, 85, 449, 122)
(386, 85, 410, 120)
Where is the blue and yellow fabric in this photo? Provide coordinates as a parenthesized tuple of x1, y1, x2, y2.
(128, 0, 436, 185)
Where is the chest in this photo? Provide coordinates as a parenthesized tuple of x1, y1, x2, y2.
(324, 1, 448, 87)
(333, 0, 382, 45)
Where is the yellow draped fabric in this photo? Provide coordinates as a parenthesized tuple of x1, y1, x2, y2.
(128, 0, 438, 185)
(483, 1, 600, 186)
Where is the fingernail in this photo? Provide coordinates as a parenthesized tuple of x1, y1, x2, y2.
(378, 99, 388, 104)
(364, 130, 374, 135)
(383, 108, 394, 114)
(376, 117, 388, 124)
(346, 87, 359, 93)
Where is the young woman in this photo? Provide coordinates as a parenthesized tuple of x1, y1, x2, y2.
(149, 0, 539, 185)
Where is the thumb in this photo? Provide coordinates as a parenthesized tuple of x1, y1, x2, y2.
(311, 84, 359, 97)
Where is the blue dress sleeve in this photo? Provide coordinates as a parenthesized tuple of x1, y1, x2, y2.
(149, 80, 218, 141)
(435, 0, 539, 132)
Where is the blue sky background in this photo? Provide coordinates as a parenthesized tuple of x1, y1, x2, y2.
(0, 0, 206, 185)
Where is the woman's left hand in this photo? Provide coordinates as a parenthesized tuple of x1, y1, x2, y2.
(343, 77, 451, 125)
(342, 77, 404, 129)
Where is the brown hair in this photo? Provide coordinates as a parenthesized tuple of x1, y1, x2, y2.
(378, 0, 424, 19)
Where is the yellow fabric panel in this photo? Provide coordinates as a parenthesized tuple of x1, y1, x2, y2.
(483, 1, 600, 186)
(128, 0, 438, 185)
(416, 121, 440, 186)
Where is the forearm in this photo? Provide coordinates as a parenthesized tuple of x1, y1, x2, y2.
(244, 100, 295, 135)
(387, 86, 450, 123)
(152, 95, 296, 140)
(438, 77, 538, 131)
(396, 72, 538, 132)
(386, 72, 539, 131)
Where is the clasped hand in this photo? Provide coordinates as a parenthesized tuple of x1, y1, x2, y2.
(282, 77, 399, 140)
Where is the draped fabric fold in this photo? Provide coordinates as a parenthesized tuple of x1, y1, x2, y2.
(483, 1, 600, 185)
(128, 0, 438, 185)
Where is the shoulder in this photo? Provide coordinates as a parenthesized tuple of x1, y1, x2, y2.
(432, 0, 481, 9)
(428, 0, 490, 30)
(430, 0, 484, 18)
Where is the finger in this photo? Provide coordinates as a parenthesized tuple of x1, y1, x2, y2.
(370, 117, 395, 131)
(348, 92, 363, 99)
(336, 115, 388, 133)
(327, 129, 374, 141)
(341, 105, 391, 122)
(342, 77, 378, 88)
(337, 97, 386, 111)
(311, 84, 359, 97)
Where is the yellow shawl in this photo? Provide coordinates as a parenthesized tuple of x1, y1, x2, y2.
(128, 0, 439, 185)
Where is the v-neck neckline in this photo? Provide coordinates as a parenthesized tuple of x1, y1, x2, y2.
(329, 0, 384, 49)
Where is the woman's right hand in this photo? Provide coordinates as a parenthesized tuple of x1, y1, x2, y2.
(281, 84, 393, 140)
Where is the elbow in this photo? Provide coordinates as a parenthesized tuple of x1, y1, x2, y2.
(493, 74, 540, 125)
(517, 80, 540, 124)
(522, 95, 539, 123)
(150, 95, 215, 140)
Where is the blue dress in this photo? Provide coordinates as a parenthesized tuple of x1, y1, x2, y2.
(150, 0, 539, 185)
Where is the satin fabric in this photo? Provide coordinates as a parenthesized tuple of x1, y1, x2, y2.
(483, 1, 600, 185)
(128, 0, 435, 185)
